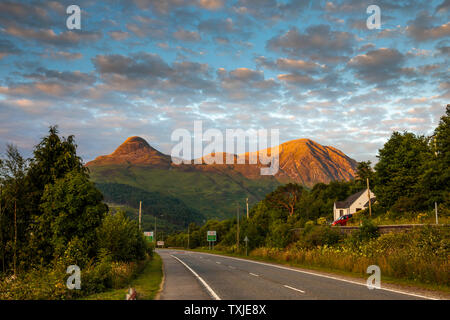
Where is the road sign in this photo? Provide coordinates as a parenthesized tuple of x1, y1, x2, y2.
(207, 231, 216, 242)
(144, 231, 154, 241)
(157, 241, 164, 247)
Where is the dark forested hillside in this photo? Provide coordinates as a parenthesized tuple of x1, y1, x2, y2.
(95, 182, 205, 228)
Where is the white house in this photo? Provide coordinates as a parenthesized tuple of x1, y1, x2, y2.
(333, 188, 376, 221)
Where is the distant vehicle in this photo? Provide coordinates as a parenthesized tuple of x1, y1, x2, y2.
(332, 214, 353, 226)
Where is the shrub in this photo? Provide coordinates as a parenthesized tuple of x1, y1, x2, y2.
(297, 226, 343, 249)
(358, 218, 379, 241)
(96, 211, 147, 262)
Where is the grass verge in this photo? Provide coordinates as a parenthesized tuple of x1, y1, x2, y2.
(83, 253, 163, 300)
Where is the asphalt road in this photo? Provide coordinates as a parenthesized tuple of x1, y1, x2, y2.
(156, 249, 432, 300)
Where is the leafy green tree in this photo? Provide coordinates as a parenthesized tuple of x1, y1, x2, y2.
(418, 105, 450, 207)
(356, 161, 375, 188)
(374, 131, 430, 210)
(38, 170, 108, 262)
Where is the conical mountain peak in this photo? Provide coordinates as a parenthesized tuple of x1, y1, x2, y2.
(86, 136, 170, 167)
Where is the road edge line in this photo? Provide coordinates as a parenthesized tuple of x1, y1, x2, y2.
(170, 254, 221, 300)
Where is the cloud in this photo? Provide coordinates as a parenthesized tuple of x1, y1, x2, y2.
(173, 28, 201, 41)
(198, 0, 224, 10)
(217, 67, 279, 101)
(406, 11, 450, 41)
(109, 30, 130, 40)
(232, 0, 310, 23)
(0, 1, 53, 28)
(0, 39, 21, 59)
(93, 53, 172, 79)
(277, 73, 314, 85)
(435, 0, 450, 13)
(348, 48, 410, 85)
(266, 25, 355, 62)
(256, 56, 326, 73)
(4, 24, 101, 46)
(40, 50, 82, 60)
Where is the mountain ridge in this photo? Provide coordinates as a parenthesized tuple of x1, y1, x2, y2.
(86, 136, 358, 186)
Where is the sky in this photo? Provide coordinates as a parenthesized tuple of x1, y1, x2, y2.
(0, 0, 448, 164)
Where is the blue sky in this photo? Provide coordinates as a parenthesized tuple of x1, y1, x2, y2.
(0, 0, 448, 163)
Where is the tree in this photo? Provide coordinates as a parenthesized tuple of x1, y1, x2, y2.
(265, 183, 303, 217)
(374, 131, 430, 210)
(38, 170, 108, 262)
(418, 105, 450, 206)
(0, 145, 29, 274)
(356, 161, 375, 188)
(26, 126, 87, 223)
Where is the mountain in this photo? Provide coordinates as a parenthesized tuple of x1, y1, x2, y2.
(90, 136, 171, 167)
(86, 136, 358, 222)
(254, 139, 357, 186)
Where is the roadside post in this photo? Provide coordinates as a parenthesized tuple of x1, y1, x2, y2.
(435, 202, 438, 224)
(244, 236, 249, 256)
(207, 231, 216, 250)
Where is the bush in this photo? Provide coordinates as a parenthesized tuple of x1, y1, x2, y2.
(96, 211, 148, 262)
(358, 219, 379, 241)
(297, 226, 343, 249)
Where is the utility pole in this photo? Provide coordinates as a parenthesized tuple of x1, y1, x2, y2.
(139, 201, 142, 230)
(187, 224, 190, 249)
(246, 197, 249, 219)
(366, 178, 372, 217)
(14, 199, 17, 276)
(434, 136, 438, 225)
(154, 215, 157, 243)
(236, 204, 240, 251)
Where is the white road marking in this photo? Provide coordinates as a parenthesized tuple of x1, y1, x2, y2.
(188, 251, 437, 300)
(170, 254, 221, 300)
(249, 273, 259, 277)
(228, 266, 236, 269)
(284, 285, 305, 293)
(216, 261, 221, 264)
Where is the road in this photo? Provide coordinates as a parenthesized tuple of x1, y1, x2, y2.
(156, 249, 433, 300)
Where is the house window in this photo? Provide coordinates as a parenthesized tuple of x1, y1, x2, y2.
(340, 210, 343, 215)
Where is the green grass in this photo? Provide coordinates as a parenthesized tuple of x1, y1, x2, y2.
(83, 253, 163, 300)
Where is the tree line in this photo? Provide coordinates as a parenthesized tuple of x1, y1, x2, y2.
(0, 127, 149, 277)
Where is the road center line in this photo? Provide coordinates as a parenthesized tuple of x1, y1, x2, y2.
(249, 272, 259, 277)
(284, 285, 305, 293)
(170, 254, 221, 300)
(216, 261, 221, 264)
